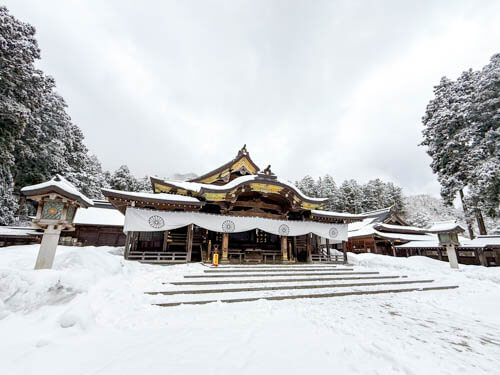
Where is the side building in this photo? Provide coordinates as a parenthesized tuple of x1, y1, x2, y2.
(60, 200, 126, 247)
(347, 207, 434, 255)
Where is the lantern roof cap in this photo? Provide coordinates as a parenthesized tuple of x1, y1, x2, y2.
(21, 175, 93, 208)
(426, 221, 465, 234)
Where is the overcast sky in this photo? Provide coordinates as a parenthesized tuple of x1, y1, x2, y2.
(5, 0, 500, 196)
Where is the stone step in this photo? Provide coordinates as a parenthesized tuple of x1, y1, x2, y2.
(168, 274, 394, 286)
(152, 285, 459, 307)
(184, 270, 358, 278)
(148, 279, 434, 295)
(202, 267, 340, 273)
(206, 264, 342, 268)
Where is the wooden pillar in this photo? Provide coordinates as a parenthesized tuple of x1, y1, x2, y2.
(207, 239, 212, 263)
(124, 231, 131, 259)
(162, 230, 169, 252)
(281, 236, 288, 261)
(325, 239, 330, 259)
(288, 242, 292, 262)
(293, 236, 297, 260)
(495, 248, 500, 267)
(437, 247, 443, 261)
(476, 247, 488, 267)
(186, 225, 193, 262)
(306, 234, 312, 263)
(222, 232, 229, 262)
(129, 231, 138, 252)
(342, 241, 348, 265)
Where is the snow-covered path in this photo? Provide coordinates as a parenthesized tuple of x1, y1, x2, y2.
(1, 245, 500, 374)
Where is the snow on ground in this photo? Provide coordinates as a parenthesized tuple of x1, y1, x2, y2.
(1, 245, 500, 375)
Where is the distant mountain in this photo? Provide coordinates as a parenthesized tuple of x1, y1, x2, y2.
(401, 194, 464, 228)
(401, 194, 499, 236)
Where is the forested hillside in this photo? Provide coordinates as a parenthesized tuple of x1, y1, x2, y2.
(295, 175, 403, 214)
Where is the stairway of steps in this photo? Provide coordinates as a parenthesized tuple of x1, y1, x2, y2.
(147, 264, 458, 307)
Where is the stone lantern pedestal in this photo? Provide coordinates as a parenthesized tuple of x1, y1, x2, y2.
(20, 175, 93, 270)
(35, 225, 64, 269)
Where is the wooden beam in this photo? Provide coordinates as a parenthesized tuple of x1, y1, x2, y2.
(227, 210, 282, 219)
(186, 225, 193, 262)
(231, 200, 282, 211)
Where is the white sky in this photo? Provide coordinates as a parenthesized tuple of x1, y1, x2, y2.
(5, 0, 500, 196)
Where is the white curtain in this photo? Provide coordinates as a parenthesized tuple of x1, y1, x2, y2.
(124, 207, 347, 241)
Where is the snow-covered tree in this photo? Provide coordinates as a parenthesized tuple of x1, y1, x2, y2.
(465, 54, 500, 220)
(295, 175, 319, 198)
(135, 176, 153, 192)
(338, 179, 363, 214)
(109, 165, 137, 191)
(0, 6, 45, 224)
(421, 53, 500, 236)
(318, 174, 343, 211)
(0, 7, 115, 222)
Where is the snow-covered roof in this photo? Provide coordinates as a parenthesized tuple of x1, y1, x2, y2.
(396, 235, 500, 249)
(0, 226, 42, 238)
(349, 222, 435, 242)
(73, 205, 125, 226)
(311, 209, 365, 220)
(155, 174, 327, 203)
(373, 223, 429, 234)
(21, 175, 93, 208)
(348, 217, 378, 232)
(101, 189, 202, 204)
(157, 175, 256, 194)
(427, 221, 465, 234)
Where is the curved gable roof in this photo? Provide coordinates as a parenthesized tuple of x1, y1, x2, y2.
(189, 146, 260, 184)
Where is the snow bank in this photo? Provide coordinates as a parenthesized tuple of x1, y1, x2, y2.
(348, 251, 500, 284)
(0, 245, 141, 316)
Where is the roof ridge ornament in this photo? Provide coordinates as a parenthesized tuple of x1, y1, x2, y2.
(257, 165, 277, 180)
(238, 144, 247, 156)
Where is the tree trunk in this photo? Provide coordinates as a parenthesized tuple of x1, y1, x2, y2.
(475, 209, 487, 235)
(459, 189, 475, 239)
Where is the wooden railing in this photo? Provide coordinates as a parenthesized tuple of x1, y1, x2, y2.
(311, 248, 344, 263)
(127, 251, 188, 263)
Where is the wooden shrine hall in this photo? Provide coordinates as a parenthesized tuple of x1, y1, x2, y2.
(102, 146, 363, 264)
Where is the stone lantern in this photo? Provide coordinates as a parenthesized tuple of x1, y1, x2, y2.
(427, 222, 465, 269)
(20, 175, 93, 270)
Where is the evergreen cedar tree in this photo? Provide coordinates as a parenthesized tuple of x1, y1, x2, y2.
(421, 53, 499, 235)
(0, 7, 148, 225)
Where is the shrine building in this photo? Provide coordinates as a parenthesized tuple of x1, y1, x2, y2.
(102, 146, 363, 264)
